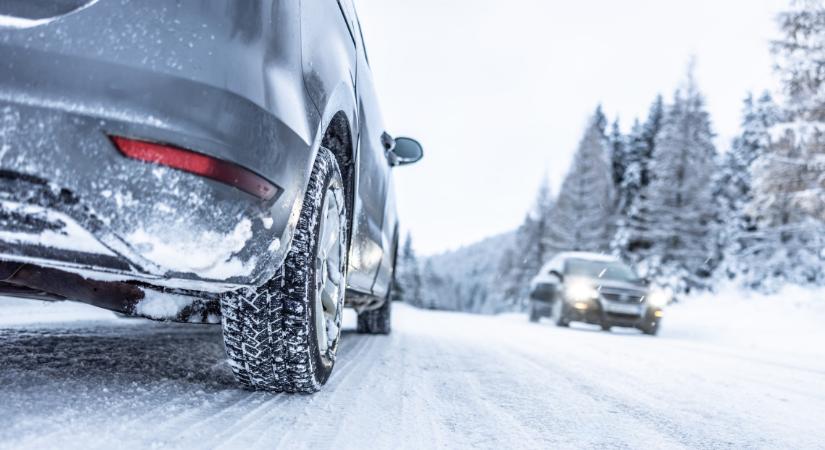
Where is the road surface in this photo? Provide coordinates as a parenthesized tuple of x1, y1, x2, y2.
(0, 297, 823, 449)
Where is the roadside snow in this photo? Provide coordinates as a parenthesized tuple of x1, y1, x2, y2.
(0, 288, 823, 449)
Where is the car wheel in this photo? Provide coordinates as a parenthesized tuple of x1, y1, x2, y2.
(528, 302, 541, 323)
(642, 320, 660, 336)
(601, 323, 611, 332)
(357, 294, 392, 334)
(552, 299, 569, 327)
(220, 147, 348, 393)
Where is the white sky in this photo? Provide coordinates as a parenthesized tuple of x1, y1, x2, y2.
(356, 0, 789, 255)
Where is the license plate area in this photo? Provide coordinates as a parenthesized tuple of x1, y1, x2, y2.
(604, 301, 642, 315)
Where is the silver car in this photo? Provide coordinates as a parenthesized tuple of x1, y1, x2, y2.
(529, 252, 669, 335)
(0, 0, 421, 392)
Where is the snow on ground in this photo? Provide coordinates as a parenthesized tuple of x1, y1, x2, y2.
(1, 290, 824, 450)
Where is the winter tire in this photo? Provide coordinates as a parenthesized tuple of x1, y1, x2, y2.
(552, 300, 569, 327)
(220, 147, 348, 393)
(357, 287, 392, 334)
(529, 303, 541, 323)
(642, 321, 660, 336)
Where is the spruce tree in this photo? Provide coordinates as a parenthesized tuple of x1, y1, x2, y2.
(628, 70, 718, 291)
(393, 233, 423, 305)
(499, 177, 554, 310)
(614, 96, 665, 262)
(546, 108, 617, 254)
(746, 0, 825, 289)
(715, 92, 779, 286)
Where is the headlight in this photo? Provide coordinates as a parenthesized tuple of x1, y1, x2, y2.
(565, 281, 599, 301)
(647, 289, 671, 307)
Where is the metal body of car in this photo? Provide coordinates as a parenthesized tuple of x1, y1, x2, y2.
(0, 0, 422, 391)
(529, 252, 668, 335)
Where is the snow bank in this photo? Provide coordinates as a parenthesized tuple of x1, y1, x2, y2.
(663, 283, 825, 359)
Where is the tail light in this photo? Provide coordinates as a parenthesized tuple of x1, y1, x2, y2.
(110, 136, 278, 201)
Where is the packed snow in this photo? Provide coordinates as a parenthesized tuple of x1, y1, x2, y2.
(0, 200, 115, 256)
(126, 218, 256, 280)
(1, 289, 823, 449)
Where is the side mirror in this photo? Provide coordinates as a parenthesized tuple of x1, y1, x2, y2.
(387, 137, 423, 166)
(549, 270, 564, 282)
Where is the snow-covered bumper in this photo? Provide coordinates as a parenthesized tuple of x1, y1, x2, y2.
(0, 97, 303, 284)
(0, 98, 309, 319)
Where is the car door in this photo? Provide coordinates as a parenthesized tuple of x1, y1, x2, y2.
(339, 1, 393, 295)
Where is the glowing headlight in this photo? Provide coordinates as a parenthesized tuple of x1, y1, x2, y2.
(647, 289, 671, 307)
(566, 281, 599, 301)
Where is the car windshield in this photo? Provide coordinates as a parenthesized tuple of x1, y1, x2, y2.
(565, 259, 640, 282)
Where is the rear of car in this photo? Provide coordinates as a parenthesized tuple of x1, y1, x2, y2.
(0, 0, 312, 315)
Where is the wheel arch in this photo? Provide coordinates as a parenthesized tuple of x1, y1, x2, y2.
(320, 110, 357, 250)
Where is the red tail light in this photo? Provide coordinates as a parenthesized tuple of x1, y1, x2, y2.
(110, 136, 278, 201)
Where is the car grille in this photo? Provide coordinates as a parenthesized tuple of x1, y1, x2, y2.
(599, 289, 645, 303)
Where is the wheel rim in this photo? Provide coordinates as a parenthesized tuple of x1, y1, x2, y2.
(314, 184, 345, 360)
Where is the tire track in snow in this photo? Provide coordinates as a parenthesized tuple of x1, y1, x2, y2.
(261, 335, 382, 449)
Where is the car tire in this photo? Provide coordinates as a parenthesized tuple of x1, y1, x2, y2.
(552, 300, 569, 327)
(220, 147, 348, 393)
(601, 323, 611, 332)
(642, 321, 660, 336)
(528, 302, 541, 323)
(357, 285, 392, 335)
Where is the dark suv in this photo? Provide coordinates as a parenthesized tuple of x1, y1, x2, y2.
(0, 0, 421, 392)
(529, 252, 669, 335)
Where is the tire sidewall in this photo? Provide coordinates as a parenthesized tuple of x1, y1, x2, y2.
(292, 150, 348, 386)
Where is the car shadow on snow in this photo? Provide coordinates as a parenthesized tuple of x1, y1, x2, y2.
(0, 320, 362, 393)
(534, 320, 651, 337)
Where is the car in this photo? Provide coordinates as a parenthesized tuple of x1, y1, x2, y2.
(528, 252, 669, 335)
(0, 0, 422, 392)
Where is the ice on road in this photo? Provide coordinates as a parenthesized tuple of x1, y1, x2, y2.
(1, 291, 824, 450)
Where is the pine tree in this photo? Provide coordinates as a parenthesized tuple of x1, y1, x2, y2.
(498, 177, 554, 310)
(614, 96, 665, 261)
(393, 232, 423, 305)
(546, 108, 617, 254)
(714, 92, 779, 285)
(628, 69, 718, 291)
(745, 0, 825, 289)
(609, 119, 627, 188)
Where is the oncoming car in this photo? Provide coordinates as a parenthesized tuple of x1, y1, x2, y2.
(528, 252, 669, 335)
(0, 0, 421, 392)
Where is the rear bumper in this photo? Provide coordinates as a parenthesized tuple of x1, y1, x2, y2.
(0, 0, 319, 289)
(0, 55, 313, 290)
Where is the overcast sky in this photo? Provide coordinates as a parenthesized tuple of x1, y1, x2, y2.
(356, 0, 788, 255)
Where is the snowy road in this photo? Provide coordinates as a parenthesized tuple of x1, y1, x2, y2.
(1, 294, 824, 450)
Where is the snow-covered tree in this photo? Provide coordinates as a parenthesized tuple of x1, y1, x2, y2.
(498, 177, 554, 310)
(546, 109, 617, 254)
(613, 96, 664, 260)
(393, 233, 424, 305)
(609, 119, 627, 188)
(714, 92, 780, 285)
(743, 0, 825, 289)
(626, 70, 718, 291)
